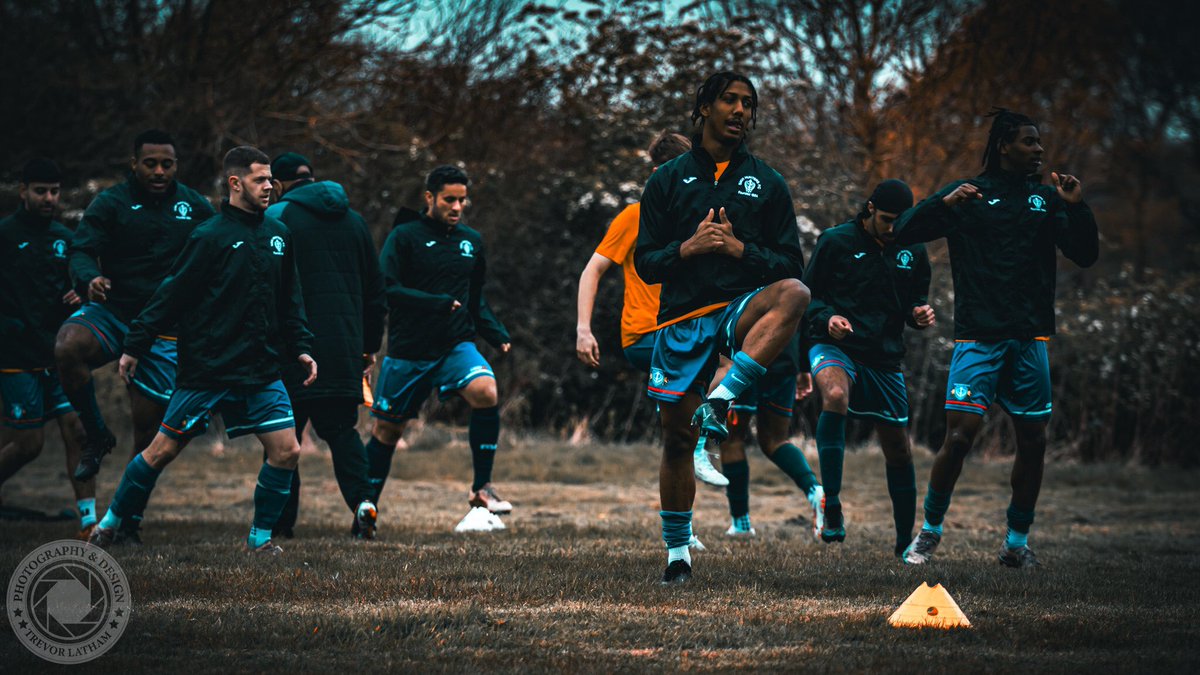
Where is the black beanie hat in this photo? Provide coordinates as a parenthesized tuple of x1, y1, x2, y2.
(20, 157, 62, 184)
(869, 179, 914, 214)
(270, 152, 313, 181)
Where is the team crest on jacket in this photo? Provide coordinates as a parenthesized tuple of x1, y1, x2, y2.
(1027, 194, 1047, 213)
(896, 249, 913, 270)
(459, 240, 475, 258)
(173, 201, 193, 220)
(52, 239, 67, 258)
(270, 235, 285, 255)
(737, 175, 761, 198)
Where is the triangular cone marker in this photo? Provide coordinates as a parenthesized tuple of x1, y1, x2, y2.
(888, 582, 971, 628)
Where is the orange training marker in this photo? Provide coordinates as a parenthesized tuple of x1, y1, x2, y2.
(361, 376, 374, 408)
(888, 582, 971, 629)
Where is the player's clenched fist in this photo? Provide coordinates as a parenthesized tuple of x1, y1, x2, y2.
(828, 315, 854, 340)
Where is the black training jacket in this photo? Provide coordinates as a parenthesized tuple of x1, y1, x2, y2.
(893, 169, 1098, 341)
(0, 208, 75, 368)
(267, 181, 385, 401)
(635, 143, 805, 325)
(69, 177, 215, 325)
(125, 202, 313, 389)
(380, 211, 509, 360)
(803, 220, 931, 371)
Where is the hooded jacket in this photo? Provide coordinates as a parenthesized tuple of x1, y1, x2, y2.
(0, 208, 75, 369)
(893, 169, 1098, 341)
(804, 220, 931, 371)
(635, 143, 805, 325)
(380, 210, 509, 360)
(69, 177, 215, 325)
(125, 202, 312, 389)
(266, 181, 385, 401)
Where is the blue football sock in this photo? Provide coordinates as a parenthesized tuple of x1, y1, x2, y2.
(710, 352, 767, 401)
(660, 510, 693, 556)
(766, 442, 819, 493)
(921, 520, 943, 536)
(98, 509, 121, 531)
(469, 406, 500, 492)
(77, 498, 97, 528)
(724, 459, 750, 519)
(365, 436, 395, 504)
(108, 454, 162, 522)
(923, 483, 953, 527)
(816, 411, 846, 508)
(250, 462, 294, 546)
(731, 514, 753, 532)
(886, 462, 917, 548)
(1006, 504, 1035, 548)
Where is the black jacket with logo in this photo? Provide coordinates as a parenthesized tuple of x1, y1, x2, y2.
(635, 143, 805, 325)
(803, 220, 931, 371)
(0, 208, 75, 368)
(125, 202, 313, 389)
(69, 177, 215, 325)
(267, 181, 385, 401)
(893, 169, 1098, 340)
(380, 211, 509, 360)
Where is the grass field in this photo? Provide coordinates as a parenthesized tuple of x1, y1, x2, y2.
(2, 426, 1199, 673)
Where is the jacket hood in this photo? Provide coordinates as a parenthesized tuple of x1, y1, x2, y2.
(282, 180, 349, 218)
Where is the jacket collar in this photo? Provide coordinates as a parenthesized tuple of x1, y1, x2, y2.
(853, 218, 886, 250)
(420, 211, 457, 236)
(126, 174, 179, 203)
(13, 205, 53, 229)
(689, 142, 751, 181)
(981, 167, 1039, 187)
(221, 199, 265, 226)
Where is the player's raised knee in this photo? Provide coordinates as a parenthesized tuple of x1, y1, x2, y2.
(773, 278, 810, 317)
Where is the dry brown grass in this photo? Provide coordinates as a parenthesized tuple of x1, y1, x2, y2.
(2, 428, 1199, 673)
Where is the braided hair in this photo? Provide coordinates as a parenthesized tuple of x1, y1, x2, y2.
(691, 71, 758, 130)
(981, 108, 1037, 172)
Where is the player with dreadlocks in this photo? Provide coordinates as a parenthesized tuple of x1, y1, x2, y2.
(892, 109, 1099, 567)
(635, 71, 808, 584)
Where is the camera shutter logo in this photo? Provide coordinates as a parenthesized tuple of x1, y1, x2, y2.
(7, 540, 131, 664)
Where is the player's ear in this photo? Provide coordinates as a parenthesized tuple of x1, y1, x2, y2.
(424, 190, 435, 208)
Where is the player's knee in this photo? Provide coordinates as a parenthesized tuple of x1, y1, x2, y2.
(822, 385, 849, 413)
(466, 379, 498, 408)
(662, 423, 696, 457)
(774, 278, 810, 318)
(272, 442, 300, 469)
(757, 433, 785, 455)
(372, 419, 403, 446)
(944, 425, 976, 458)
(54, 328, 87, 367)
(11, 430, 45, 460)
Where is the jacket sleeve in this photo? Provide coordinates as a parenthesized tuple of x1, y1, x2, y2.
(892, 182, 961, 246)
(469, 241, 511, 347)
(1054, 199, 1099, 268)
(125, 232, 210, 358)
(356, 217, 386, 354)
(905, 245, 933, 329)
(634, 172, 684, 284)
(801, 231, 837, 337)
(69, 194, 112, 288)
(740, 177, 805, 282)
(278, 232, 314, 359)
(380, 228, 456, 311)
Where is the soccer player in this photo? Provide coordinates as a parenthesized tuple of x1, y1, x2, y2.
(89, 146, 316, 555)
(0, 158, 94, 537)
(264, 152, 386, 539)
(575, 131, 691, 372)
(802, 179, 934, 557)
(636, 71, 810, 584)
(56, 130, 214, 538)
(713, 337, 825, 539)
(367, 165, 513, 518)
(894, 110, 1098, 567)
